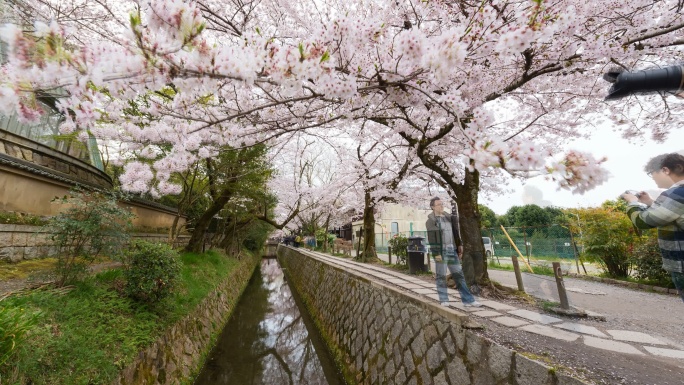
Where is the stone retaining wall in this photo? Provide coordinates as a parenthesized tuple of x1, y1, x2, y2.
(278, 246, 585, 385)
(0, 224, 190, 262)
(113, 252, 261, 385)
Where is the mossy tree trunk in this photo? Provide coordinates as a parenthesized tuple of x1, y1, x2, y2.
(358, 191, 377, 262)
(453, 168, 488, 287)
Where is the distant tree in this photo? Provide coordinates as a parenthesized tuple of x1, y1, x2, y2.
(513, 205, 552, 228)
(545, 206, 567, 225)
(184, 144, 274, 253)
(478, 205, 498, 229)
(601, 198, 629, 212)
(500, 206, 521, 227)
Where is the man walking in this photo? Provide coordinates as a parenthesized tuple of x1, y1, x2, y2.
(426, 197, 482, 307)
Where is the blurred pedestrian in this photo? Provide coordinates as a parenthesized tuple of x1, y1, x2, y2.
(426, 197, 482, 308)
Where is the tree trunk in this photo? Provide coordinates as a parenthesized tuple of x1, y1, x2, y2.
(311, 215, 318, 249)
(323, 214, 330, 252)
(218, 217, 238, 249)
(184, 190, 232, 253)
(454, 168, 488, 288)
(169, 213, 181, 246)
(358, 191, 377, 262)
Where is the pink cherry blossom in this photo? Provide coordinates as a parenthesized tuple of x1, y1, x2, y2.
(0, 0, 681, 209)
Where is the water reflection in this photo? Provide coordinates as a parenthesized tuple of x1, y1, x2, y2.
(194, 259, 344, 385)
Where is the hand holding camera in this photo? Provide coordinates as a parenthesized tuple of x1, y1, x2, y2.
(621, 190, 653, 206)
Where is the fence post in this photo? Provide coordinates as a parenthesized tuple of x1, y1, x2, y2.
(552, 262, 570, 309)
(511, 255, 525, 292)
(388, 246, 392, 264)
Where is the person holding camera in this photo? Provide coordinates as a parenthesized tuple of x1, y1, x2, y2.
(621, 153, 684, 303)
(426, 197, 482, 307)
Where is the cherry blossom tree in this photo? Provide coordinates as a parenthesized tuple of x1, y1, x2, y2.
(340, 120, 427, 261)
(2, 0, 684, 282)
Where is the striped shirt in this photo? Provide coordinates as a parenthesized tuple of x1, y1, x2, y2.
(626, 180, 684, 273)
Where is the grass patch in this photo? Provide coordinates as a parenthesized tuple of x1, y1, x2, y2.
(596, 272, 674, 289)
(0, 212, 47, 226)
(519, 350, 555, 365)
(540, 300, 561, 312)
(0, 259, 58, 280)
(329, 252, 352, 258)
(0, 249, 241, 385)
(488, 260, 556, 277)
(0, 255, 117, 281)
(488, 261, 515, 272)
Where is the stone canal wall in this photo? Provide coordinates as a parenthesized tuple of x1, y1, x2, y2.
(112, 253, 261, 385)
(278, 246, 585, 385)
(0, 224, 190, 262)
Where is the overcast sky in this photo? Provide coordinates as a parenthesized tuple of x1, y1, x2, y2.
(480, 126, 684, 215)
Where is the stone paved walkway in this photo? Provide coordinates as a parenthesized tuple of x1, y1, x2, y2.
(295, 248, 684, 363)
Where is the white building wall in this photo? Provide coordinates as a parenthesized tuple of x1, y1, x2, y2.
(352, 203, 432, 249)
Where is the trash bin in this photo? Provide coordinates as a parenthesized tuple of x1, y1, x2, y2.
(407, 236, 427, 274)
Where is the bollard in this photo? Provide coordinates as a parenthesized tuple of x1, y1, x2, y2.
(511, 255, 525, 292)
(552, 262, 570, 309)
(388, 246, 392, 264)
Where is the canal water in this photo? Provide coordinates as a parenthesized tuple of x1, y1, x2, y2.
(194, 259, 345, 385)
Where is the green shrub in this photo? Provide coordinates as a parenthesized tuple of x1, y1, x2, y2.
(633, 232, 674, 287)
(123, 241, 181, 304)
(0, 305, 39, 366)
(388, 234, 409, 265)
(44, 189, 133, 286)
(579, 207, 637, 278)
(315, 228, 335, 250)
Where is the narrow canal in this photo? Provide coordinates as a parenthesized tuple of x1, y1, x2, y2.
(194, 259, 345, 385)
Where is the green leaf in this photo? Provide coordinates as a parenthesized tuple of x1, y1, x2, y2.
(320, 51, 330, 63)
(129, 14, 140, 28)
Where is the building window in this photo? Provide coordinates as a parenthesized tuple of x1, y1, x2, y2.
(391, 222, 399, 236)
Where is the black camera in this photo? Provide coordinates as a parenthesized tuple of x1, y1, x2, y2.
(624, 190, 642, 198)
(604, 65, 684, 100)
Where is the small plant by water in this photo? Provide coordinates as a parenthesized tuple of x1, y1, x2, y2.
(43, 189, 133, 286)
